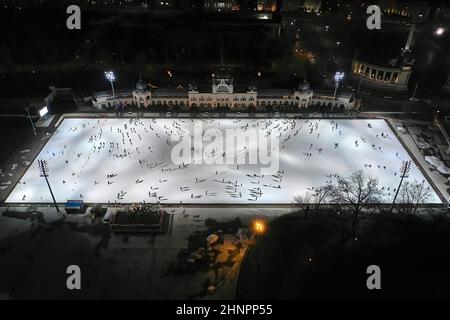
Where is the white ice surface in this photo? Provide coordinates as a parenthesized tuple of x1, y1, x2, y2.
(6, 118, 441, 204)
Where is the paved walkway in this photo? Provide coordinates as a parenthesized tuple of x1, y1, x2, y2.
(0, 116, 61, 203)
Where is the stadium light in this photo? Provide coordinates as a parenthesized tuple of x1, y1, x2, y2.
(38, 159, 60, 212)
(333, 72, 345, 104)
(334, 72, 345, 83)
(105, 71, 116, 106)
(389, 160, 411, 214)
(105, 71, 115, 82)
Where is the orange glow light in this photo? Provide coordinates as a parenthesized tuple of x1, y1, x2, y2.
(253, 220, 266, 234)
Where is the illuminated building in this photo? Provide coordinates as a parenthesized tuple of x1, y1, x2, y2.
(92, 71, 355, 110)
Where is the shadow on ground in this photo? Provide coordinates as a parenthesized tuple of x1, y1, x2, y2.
(237, 210, 450, 299)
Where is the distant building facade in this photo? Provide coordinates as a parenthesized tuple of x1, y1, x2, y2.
(203, 0, 238, 12)
(256, 0, 277, 12)
(92, 72, 355, 111)
(282, 0, 321, 13)
(379, 0, 431, 21)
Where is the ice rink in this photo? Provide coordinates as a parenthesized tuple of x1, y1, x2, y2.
(6, 118, 441, 204)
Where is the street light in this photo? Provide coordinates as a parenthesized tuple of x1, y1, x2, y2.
(253, 219, 266, 236)
(38, 159, 60, 212)
(409, 82, 420, 102)
(435, 27, 445, 36)
(105, 70, 116, 106)
(24, 106, 36, 136)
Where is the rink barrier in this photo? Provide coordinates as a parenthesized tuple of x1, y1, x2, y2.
(59, 111, 423, 122)
(2, 202, 446, 208)
(54, 114, 65, 128)
(59, 112, 364, 120)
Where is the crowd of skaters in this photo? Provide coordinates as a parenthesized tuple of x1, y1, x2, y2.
(11, 117, 420, 203)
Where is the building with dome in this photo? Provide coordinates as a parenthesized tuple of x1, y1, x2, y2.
(133, 79, 151, 108)
(92, 72, 355, 111)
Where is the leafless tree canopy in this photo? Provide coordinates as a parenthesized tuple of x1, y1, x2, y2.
(330, 170, 381, 236)
(295, 170, 381, 209)
(398, 180, 432, 214)
(294, 192, 313, 205)
(330, 170, 381, 209)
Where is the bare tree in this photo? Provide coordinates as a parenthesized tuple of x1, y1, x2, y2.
(295, 184, 333, 218)
(398, 180, 432, 215)
(294, 192, 313, 218)
(312, 184, 333, 214)
(330, 170, 381, 236)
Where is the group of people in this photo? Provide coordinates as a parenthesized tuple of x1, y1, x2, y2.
(12, 117, 417, 204)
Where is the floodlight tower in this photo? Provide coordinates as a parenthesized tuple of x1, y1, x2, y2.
(389, 160, 411, 214)
(38, 159, 60, 212)
(105, 71, 116, 106)
(332, 72, 345, 112)
(333, 72, 345, 100)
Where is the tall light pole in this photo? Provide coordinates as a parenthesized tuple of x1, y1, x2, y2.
(404, 23, 417, 53)
(333, 72, 345, 100)
(409, 82, 419, 102)
(105, 71, 116, 107)
(333, 72, 345, 112)
(24, 106, 37, 136)
(389, 160, 411, 214)
(38, 159, 60, 212)
(357, 72, 363, 95)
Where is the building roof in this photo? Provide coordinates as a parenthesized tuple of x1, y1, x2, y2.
(93, 90, 132, 100)
(135, 80, 148, 91)
(257, 89, 293, 98)
(152, 88, 189, 98)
